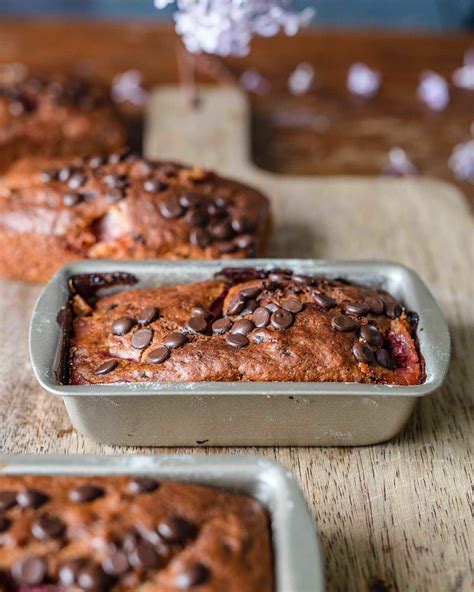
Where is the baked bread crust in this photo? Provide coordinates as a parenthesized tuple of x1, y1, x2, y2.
(68, 269, 423, 386)
(0, 475, 273, 591)
(0, 73, 126, 172)
(0, 155, 271, 283)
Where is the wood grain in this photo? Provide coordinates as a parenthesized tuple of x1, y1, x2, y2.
(0, 85, 472, 591)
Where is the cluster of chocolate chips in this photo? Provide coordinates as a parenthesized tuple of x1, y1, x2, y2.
(37, 152, 259, 255)
(330, 293, 402, 369)
(39, 149, 135, 208)
(0, 75, 105, 117)
(0, 479, 210, 590)
(158, 190, 257, 255)
(93, 269, 405, 376)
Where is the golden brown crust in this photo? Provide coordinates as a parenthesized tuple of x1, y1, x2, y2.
(0, 73, 126, 172)
(0, 155, 271, 283)
(0, 475, 273, 591)
(69, 270, 422, 386)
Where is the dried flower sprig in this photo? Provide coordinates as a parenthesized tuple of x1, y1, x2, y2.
(154, 0, 315, 57)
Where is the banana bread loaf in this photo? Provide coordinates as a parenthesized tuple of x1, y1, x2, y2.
(0, 155, 271, 283)
(65, 268, 423, 386)
(0, 73, 126, 172)
(0, 474, 273, 591)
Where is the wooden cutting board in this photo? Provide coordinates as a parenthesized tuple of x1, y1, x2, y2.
(0, 87, 472, 592)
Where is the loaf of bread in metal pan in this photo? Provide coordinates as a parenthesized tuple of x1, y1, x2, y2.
(0, 474, 273, 591)
(68, 268, 423, 385)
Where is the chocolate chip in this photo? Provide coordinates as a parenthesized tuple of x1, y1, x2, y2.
(313, 293, 337, 309)
(190, 228, 213, 248)
(376, 349, 397, 369)
(352, 342, 375, 364)
(265, 302, 279, 313)
(186, 208, 208, 227)
(359, 325, 383, 347)
(226, 333, 250, 348)
(214, 195, 232, 207)
(231, 216, 254, 234)
(176, 563, 210, 589)
(95, 359, 118, 375)
(240, 299, 258, 315)
(179, 192, 203, 208)
(144, 179, 168, 192)
(252, 307, 270, 328)
(210, 220, 234, 241)
(206, 202, 226, 217)
(69, 485, 105, 503)
(192, 306, 211, 319)
(108, 149, 132, 164)
(137, 306, 160, 326)
(0, 516, 11, 532)
(231, 319, 255, 335)
(227, 297, 245, 315)
(0, 491, 18, 510)
(63, 191, 84, 206)
(77, 565, 110, 590)
(131, 329, 154, 350)
(185, 316, 208, 334)
(88, 155, 106, 169)
(212, 318, 232, 335)
(59, 559, 85, 586)
(111, 316, 136, 336)
(345, 302, 370, 316)
(239, 286, 262, 299)
(17, 489, 49, 509)
(12, 556, 47, 586)
(102, 551, 129, 576)
(147, 346, 170, 364)
(58, 167, 72, 182)
(129, 477, 160, 494)
(163, 332, 187, 349)
(103, 173, 128, 188)
(68, 172, 87, 190)
(159, 196, 184, 219)
(365, 296, 385, 315)
(218, 241, 238, 254)
(331, 315, 358, 332)
(293, 274, 313, 285)
(157, 516, 197, 543)
(234, 234, 255, 250)
(281, 297, 303, 313)
(40, 169, 57, 183)
(128, 541, 164, 569)
(271, 309, 294, 330)
(385, 301, 403, 319)
(32, 514, 65, 540)
(269, 272, 289, 283)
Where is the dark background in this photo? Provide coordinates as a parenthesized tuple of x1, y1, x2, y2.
(1, 0, 473, 30)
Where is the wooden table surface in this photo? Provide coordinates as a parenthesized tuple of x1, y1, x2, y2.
(0, 21, 473, 592)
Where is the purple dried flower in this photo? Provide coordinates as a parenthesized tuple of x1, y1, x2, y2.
(112, 70, 148, 106)
(288, 62, 315, 95)
(452, 49, 474, 91)
(383, 148, 418, 177)
(417, 70, 450, 111)
(155, 1, 315, 57)
(347, 62, 380, 98)
(449, 138, 474, 183)
(240, 68, 271, 94)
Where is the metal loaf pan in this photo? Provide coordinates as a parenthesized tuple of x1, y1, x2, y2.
(29, 259, 451, 446)
(0, 454, 323, 592)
